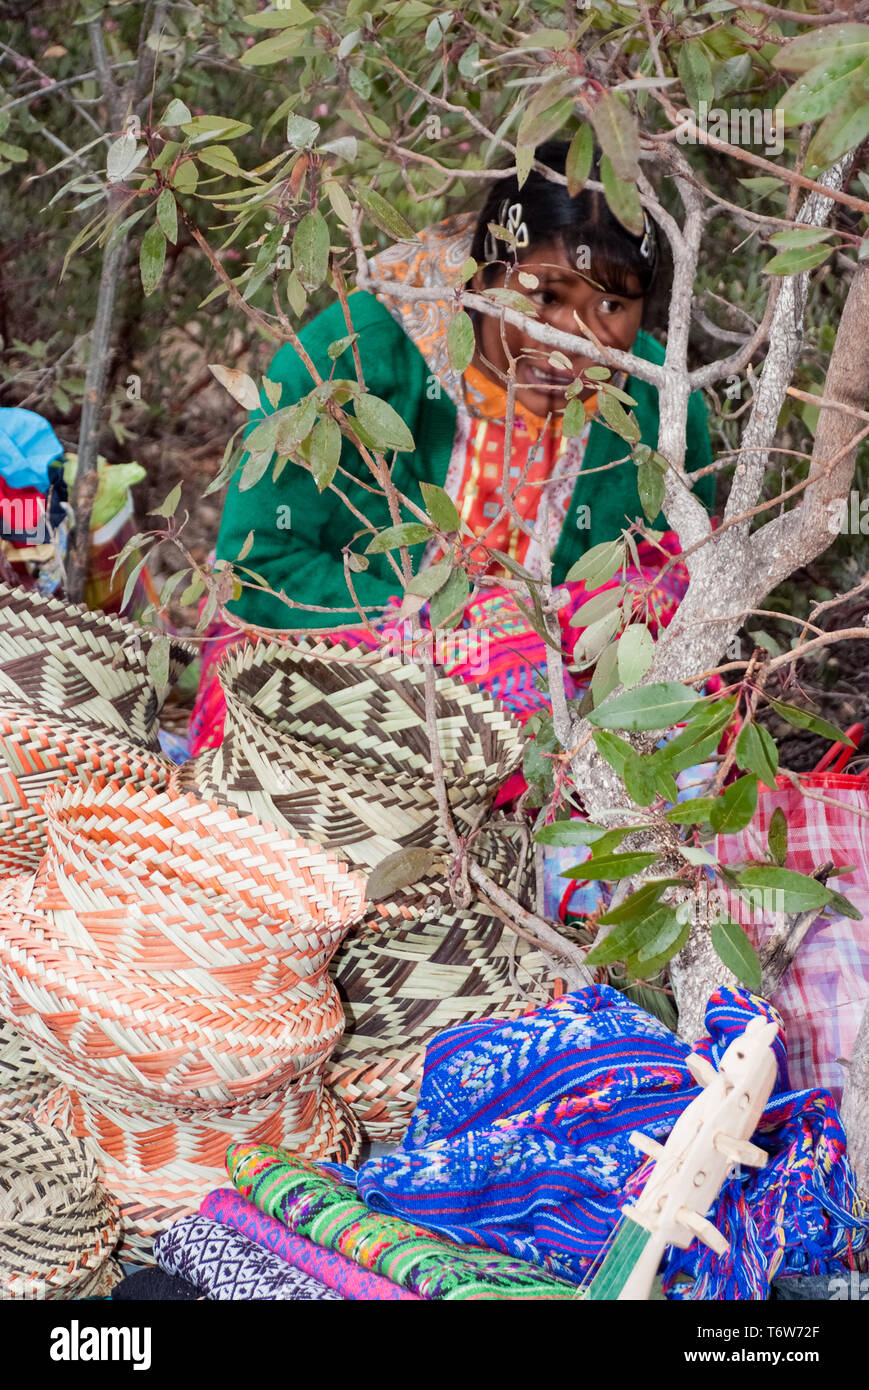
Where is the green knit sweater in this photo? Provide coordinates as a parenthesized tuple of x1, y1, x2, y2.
(216, 291, 714, 630)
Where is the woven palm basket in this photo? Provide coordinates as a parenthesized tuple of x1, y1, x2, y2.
(0, 1017, 61, 1123)
(0, 582, 193, 751)
(0, 706, 169, 875)
(0, 778, 367, 1247)
(327, 822, 552, 1141)
(192, 638, 553, 1139)
(219, 636, 525, 780)
(0, 1118, 121, 1298)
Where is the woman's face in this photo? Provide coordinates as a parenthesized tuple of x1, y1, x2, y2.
(472, 238, 645, 418)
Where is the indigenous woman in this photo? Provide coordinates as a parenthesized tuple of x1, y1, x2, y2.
(190, 140, 714, 751)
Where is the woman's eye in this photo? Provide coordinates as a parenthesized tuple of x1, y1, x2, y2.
(531, 288, 558, 307)
(599, 298, 625, 315)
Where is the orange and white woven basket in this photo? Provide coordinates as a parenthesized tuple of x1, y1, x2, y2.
(0, 777, 367, 1253)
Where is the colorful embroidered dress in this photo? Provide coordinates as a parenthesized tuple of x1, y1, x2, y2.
(213, 214, 714, 631)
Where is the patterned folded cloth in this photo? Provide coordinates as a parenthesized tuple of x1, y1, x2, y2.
(350, 985, 869, 1301)
(153, 1216, 342, 1301)
(225, 1146, 576, 1300)
(201, 1188, 419, 1301)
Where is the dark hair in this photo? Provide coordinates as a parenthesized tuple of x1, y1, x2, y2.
(470, 138, 659, 302)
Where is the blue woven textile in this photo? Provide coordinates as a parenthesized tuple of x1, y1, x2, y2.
(154, 1215, 342, 1300)
(345, 986, 868, 1300)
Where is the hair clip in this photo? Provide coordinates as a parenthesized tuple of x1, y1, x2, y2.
(639, 210, 656, 263)
(485, 199, 530, 262)
(506, 200, 530, 250)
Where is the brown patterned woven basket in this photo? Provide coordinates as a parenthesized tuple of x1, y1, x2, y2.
(0, 777, 367, 1243)
(0, 1118, 121, 1298)
(0, 582, 194, 751)
(327, 823, 551, 1140)
(219, 637, 524, 781)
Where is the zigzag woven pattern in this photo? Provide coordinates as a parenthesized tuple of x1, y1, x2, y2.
(0, 706, 169, 875)
(0, 1118, 121, 1299)
(219, 636, 524, 780)
(327, 825, 549, 1140)
(0, 775, 367, 1247)
(0, 581, 193, 750)
(198, 641, 551, 1140)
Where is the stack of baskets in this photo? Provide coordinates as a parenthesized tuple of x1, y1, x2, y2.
(0, 777, 367, 1255)
(175, 638, 551, 1140)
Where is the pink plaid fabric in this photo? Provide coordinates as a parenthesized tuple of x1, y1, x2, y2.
(717, 773, 869, 1101)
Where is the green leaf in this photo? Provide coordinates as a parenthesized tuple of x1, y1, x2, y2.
(447, 310, 476, 373)
(599, 392, 641, 443)
(590, 682, 701, 731)
(572, 610, 622, 668)
(823, 888, 863, 921)
(155, 188, 178, 244)
(565, 538, 624, 587)
(592, 92, 641, 180)
(768, 807, 788, 866)
(197, 144, 241, 176)
(731, 864, 834, 914)
(534, 822, 609, 848)
(161, 98, 192, 126)
(592, 728, 636, 776)
(181, 115, 253, 143)
(240, 28, 309, 66)
(120, 553, 148, 615)
(617, 624, 654, 689)
(768, 227, 836, 250)
(139, 222, 166, 297)
(638, 458, 666, 522)
(149, 483, 181, 518)
(678, 38, 715, 113)
(237, 531, 255, 563)
(146, 633, 171, 695)
(430, 566, 469, 631)
(598, 879, 675, 925)
(772, 22, 869, 74)
(517, 96, 576, 151)
(566, 123, 594, 196)
(239, 449, 273, 492)
(326, 333, 358, 361)
(367, 846, 445, 901)
(764, 245, 834, 276)
(366, 523, 431, 554)
(710, 774, 758, 834)
(805, 80, 869, 174)
(710, 919, 763, 993)
(406, 558, 453, 599)
(275, 397, 317, 456)
(769, 699, 853, 746)
(632, 913, 690, 978)
(354, 394, 415, 453)
(577, 850, 659, 880)
(425, 12, 454, 49)
(352, 183, 415, 241)
(590, 639, 620, 708)
(680, 845, 719, 866)
(656, 699, 737, 775)
(569, 585, 624, 628)
(286, 114, 320, 149)
(586, 904, 676, 967)
(780, 53, 867, 125)
(293, 210, 329, 291)
(599, 154, 644, 236)
(420, 482, 461, 533)
(562, 398, 587, 438)
(665, 797, 718, 825)
(309, 416, 341, 491)
(518, 26, 571, 49)
(735, 722, 779, 791)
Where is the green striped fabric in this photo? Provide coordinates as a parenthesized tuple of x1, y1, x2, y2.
(225, 1143, 577, 1301)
